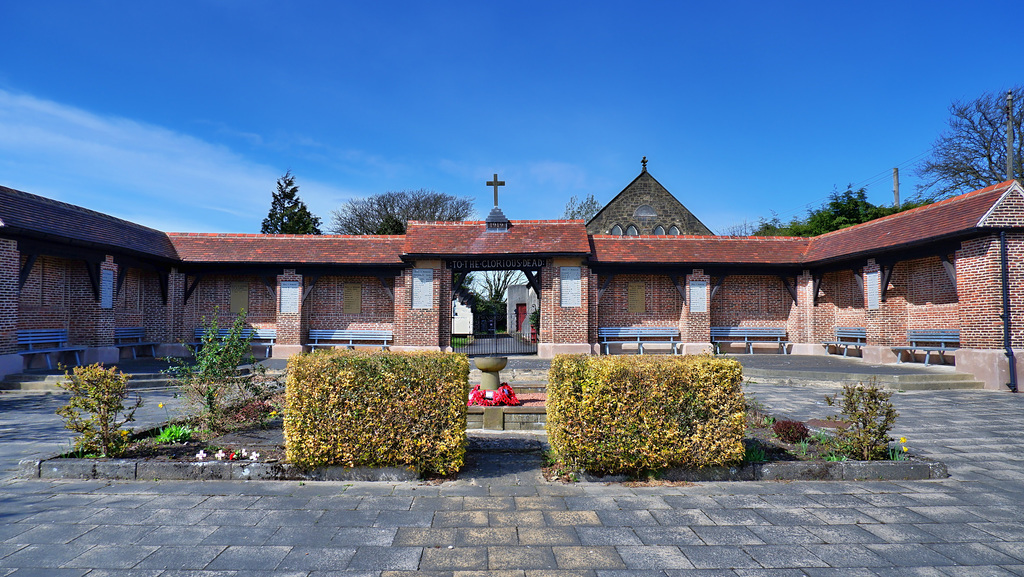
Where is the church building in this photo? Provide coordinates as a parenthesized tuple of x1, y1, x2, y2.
(1, 169, 1023, 392)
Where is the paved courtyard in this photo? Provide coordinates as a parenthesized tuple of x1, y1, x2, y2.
(2, 371, 1024, 574)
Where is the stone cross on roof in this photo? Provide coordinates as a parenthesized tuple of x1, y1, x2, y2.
(487, 173, 505, 207)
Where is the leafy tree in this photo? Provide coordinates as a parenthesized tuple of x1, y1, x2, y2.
(916, 86, 1023, 201)
(563, 193, 603, 221)
(261, 170, 323, 234)
(329, 189, 474, 235)
(750, 187, 929, 237)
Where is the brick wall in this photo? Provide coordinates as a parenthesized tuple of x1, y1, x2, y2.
(18, 254, 69, 331)
(596, 274, 683, 329)
(276, 270, 302, 346)
(393, 263, 443, 347)
(539, 259, 590, 344)
(304, 275, 395, 335)
(710, 275, 791, 328)
(0, 239, 17, 355)
(958, 234, 1024, 349)
(813, 269, 865, 341)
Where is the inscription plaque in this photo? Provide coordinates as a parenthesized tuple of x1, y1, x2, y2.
(689, 280, 708, 313)
(866, 270, 880, 310)
(560, 267, 581, 308)
(412, 269, 434, 309)
(100, 269, 114, 309)
(280, 280, 300, 314)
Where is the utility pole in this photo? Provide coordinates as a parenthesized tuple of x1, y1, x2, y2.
(1009, 90, 1016, 182)
(892, 167, 900, 207)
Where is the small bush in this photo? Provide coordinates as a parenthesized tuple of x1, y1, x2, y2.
(154, 424, 194, 443)
(165, 308, 273, 432)
(825, 383, 899, 461)
(56, 364, 142, 457)
(285, 350, 469, 476)
(546, 354, 745, 475)
(772, 420, 810, 443)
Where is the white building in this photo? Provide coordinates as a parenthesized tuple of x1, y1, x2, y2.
(505, 284, 539, 338)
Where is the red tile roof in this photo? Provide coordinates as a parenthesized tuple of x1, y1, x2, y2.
(803, 180, 1018, 264)
(167, 233, 405, 265)
(0, 185, 179, 260)
(403, 220, 591, 256)
(590, 235, 811, 266)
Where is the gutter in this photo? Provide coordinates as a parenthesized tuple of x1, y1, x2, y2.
(1000, 230, 1018, 392)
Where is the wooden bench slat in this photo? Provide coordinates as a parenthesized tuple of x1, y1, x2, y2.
(710, 327, 789, 355)
(192, 327, 277, 357)
(598, 326, 680, 355)
(892, 330, 959, 366)
(16, 329, 85, 369)
(307, 329, 393, 351)
(822, 327, 867, 357)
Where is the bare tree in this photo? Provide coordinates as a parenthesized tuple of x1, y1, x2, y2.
(329, 189, 474, 234)
(916, 86, 1023, 201)
(562, 193, 603, 221)
(476, 270, 525, 304)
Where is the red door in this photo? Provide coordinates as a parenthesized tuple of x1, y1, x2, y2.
(516, 304, 527, 332)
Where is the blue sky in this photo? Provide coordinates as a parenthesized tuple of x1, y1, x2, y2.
(1, 1, 1020, 234)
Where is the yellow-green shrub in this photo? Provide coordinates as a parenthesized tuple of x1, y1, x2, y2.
(546, 354, 745, 475)
(284, 349, 469, 475)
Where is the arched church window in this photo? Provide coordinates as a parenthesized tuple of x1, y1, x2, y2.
(625, 225, 639, 236)
(652, 225, 665, 235)
(668, 225, 680, 235)
(633, 204, 657, 219)
(610, 224, 623, 235)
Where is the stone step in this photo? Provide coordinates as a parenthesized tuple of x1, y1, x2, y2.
(469, 368, 549, 385)
(742, 368, 985, 390)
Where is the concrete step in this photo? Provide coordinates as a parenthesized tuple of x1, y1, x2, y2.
(742, 367, 985, 390)
(469, 368, 549, 386)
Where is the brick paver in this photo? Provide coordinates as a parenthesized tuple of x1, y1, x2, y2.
(2, 382, 1024, 574)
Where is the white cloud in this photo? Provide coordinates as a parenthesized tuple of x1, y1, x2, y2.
(0, 89, 357, 232)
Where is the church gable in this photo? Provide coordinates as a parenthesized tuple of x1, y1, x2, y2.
(586, 164, 713, 236)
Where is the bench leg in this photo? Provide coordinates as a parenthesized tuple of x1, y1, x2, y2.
(638, 342, 644, 355)
(924, 351, 931, 367)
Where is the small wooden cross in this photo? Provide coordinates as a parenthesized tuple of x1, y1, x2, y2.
(487, 173, 505, 206)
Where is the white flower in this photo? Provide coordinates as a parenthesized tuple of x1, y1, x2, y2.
(249, 452, 260, 461)
(195, 450, 207, 460)
(241, 448, 248, 457)
(215, 450, 226, 460)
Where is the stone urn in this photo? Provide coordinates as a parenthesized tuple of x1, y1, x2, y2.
(474, 356, 508, 390)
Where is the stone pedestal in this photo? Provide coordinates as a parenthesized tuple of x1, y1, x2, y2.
(474, 357, 507, 390)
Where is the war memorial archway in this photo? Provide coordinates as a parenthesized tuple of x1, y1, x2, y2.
(447, 256, 543, 356)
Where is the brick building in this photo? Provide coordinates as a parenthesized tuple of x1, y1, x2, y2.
(2, 179, 1023, 390)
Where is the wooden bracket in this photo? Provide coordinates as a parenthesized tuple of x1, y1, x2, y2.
(710, 275, 726, 301)
(262, 276, 277, 300)
(18, 253, 38, 291)
(522, 269, 541, 296)
(880, 264, 895, 302)
(451, 271, 467, 299)
(597, 274, 615, 303)
(84, 260, 101, 302)
(158, 272, 169, 305)
(302, 275, 321, 302)
(115, 265, 128, 299)
(853, 271, 864, 294)
(812, 274, 823, 306)
(183, 274, 204, 305)
(940, 254, 957, 291)
(779, 276, 798, 304)
(668, 274, 686, 303)
(378, 276, 394, 300)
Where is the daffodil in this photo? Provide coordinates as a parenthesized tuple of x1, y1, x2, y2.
(158, 403, 164, 409)
(900, 437, 907, 444)
(903, 446, 909, 452)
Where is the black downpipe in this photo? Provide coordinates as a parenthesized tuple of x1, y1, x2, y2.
(1000, 230, 1018, 392)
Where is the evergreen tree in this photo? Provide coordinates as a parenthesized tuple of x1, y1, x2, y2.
(261, 170, 323, 234)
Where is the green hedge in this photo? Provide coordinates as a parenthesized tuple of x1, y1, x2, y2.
(546, 354, 745, 475)
(284, 350, 469, 475)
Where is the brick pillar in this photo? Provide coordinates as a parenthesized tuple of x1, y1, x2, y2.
(67, 256, 118, 365)
(955, 233, 1024, 390)
(788, 270, 827, 355)
(679, 269, 712, 354)
(538, 258, 592, 357)
(272, 269, 303, 358)
(393, 261, 444, 351)
(862, 259, 905, 363)
(0, 239, 20, 378)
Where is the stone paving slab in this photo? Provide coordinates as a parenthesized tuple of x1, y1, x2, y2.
(2, 382, 1024, 574)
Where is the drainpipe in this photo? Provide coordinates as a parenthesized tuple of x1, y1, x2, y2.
(1000, 230, 1018, 392)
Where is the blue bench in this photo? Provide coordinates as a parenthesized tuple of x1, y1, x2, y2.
(711, 327, 789, 354)
(822, 327, 867, 357)
(307, 329, 393, 350)
(192, 327, 277, 357)
(597, 327, 680, 355)
(892, 329, 959, 366)
(17, 329, 86, 369)
(114, 327, 158, 359)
